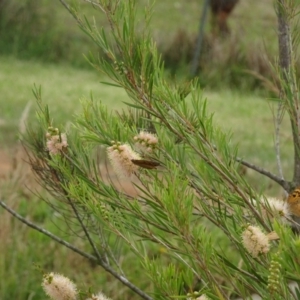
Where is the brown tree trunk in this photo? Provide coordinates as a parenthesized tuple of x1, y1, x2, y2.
(277, 0, 300, 189)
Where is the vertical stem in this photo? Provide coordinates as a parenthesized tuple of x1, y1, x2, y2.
(190, 0, 210, 77)
(275, 104, 284, 175)
(278, 0, 291, 73)
(277, 0, 300, 188)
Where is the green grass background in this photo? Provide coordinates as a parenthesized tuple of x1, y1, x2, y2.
(0, 56, 293, 190)
(0, 57, 293, 299)
(0, 0, 297, 299)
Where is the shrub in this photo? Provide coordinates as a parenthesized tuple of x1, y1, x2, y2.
(2, 0, 300, 299)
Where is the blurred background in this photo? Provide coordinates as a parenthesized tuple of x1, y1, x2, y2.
(0, 1, 298, 299)
(0, 0, 284, 89)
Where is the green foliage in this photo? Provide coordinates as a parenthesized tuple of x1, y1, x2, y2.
(0, 0, 97, 67)
(0, 56, 129, 146)
(0, 56, 292, 195)
(3, 0, 300, 299)
(0, 0, 294, 91)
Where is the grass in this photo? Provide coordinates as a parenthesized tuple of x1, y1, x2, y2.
(0, 0, 288, 90)
(205, 89, 293, 196)
(0, 55, 294, 299)
(0, 0, 299, 298)
(0, 56, 128, 146)
(0, 55, 292, 193)
(0, 193, 150, 300)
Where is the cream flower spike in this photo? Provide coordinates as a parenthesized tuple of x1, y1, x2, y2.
(261, 197, 291, 225)
(187, 294, 210, 300)
(86, 292, 112, 300)
(107, 142, 141, 177)
(46, 127, 68, 155)
(42, 272, 77, 300)
(241, 225, 270, 258)
(134, 131, 158, 153)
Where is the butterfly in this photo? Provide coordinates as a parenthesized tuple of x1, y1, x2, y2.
(131, 159, 160, 169)
(287, 187, 300, 217)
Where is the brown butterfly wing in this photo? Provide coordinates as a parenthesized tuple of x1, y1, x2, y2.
(131, 159, 160, 169)
(287, 188, 300, 216)
(287, 188, 300, 205)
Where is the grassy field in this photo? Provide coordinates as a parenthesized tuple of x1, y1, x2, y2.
(0, 0, 296, 295)
(0, 55, 293, 185)
(0, 56, 128, 145)
(0, 54, 294, 299)
(0, 0, 285, 91)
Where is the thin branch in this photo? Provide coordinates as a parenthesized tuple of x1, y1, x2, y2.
(274, 102, 289, 197)
(190, 0, 210, 76)
(96, 225, 125, 276)
(0, 199, 153, 300)
(82, 0, 106, 13)
(278, 1, 291, 74)
(67, 197, 103, 262)
(48, 152, 105, 263)
(58, 0, 77, 20)
(277, 0, 300, 185)
(275, 102, 284, 181)
(0, 199, 97, 260)
(236, 157, 292, 192)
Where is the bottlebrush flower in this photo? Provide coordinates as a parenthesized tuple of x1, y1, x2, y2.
(86, 292, 112, 300)
(187, 294, 210, 300)
(42, 272, 77, 300)
(134, 131, 158, 153)
(267, 252, 282, 294)
(196, 295, 210, 300)
(241, 225, 270, 258)
(258, 197, 291, 225)
(265, 197, 291, 223)
(107, 142, 141, 177)
(46, 127, 68, 155)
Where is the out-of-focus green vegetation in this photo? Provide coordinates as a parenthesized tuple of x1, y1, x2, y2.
(0, 0, 291, 90)
(0, 1, 297, 299)
(0, 56, 292, 196)
(0, 56, 128, 145)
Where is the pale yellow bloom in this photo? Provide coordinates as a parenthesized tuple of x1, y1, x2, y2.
(265, 197, 291, 222)
(257, 197, 291, 225)
(241, 225, 270, 258)
(42, 272, 77, 300)
(187, 294, 210, 300)
(86, 292, 112, 300)
(196, 295, 209, 300)
(46, 133, 68, 155)
(107, 143, 141, 177)
(134, 131, 158, 153)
